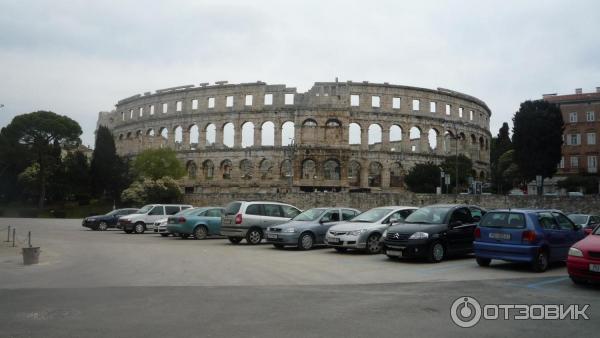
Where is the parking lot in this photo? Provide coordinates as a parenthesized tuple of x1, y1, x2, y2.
(1, 218, 599, 337)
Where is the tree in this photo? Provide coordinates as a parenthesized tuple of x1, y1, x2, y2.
(120, 177, 183, 205)
(404, 162, 441, 193)
(490, 122, 513, 193)
(90, 125, 130, 200)
(133, 148, 185, 180)
(2, 111, 82, 208)
(557, 175, 598, 194)
(63, 150, 91, 202)
(512, 100, 564, 194)
(0, 128, 32, 201)
(497, 149, 522, 191)
(440, 154, 473, 192)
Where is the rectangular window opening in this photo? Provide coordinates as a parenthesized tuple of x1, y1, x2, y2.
(192, 99, 198, 110)
(372, 96, 380, 108)
(350, 94, 360, 107)
(412, 99, 420, 111)
(430, 101, 436, 113)
(285, 93, 294, 105)
(392, 97, 401, 109)
(208, 97, 215, 109)
(176, 101, 182, 112)
(264, 93, 273, 105)
(245, 94, 253, 106)
(226, 96, 234, 107)
(162, 103, 168, 114)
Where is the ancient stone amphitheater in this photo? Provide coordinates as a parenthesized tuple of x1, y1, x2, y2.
(97, 81, 491, 194)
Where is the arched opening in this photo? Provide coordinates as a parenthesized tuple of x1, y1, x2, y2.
(261, 121, 275, 146)
(428, 128, 439, 150)
(444, 130, 455, 154)
(126, 132, 132, 139)
(409, 127, 421, 152)
(390, 162, 404, 187)
(159, 127, 168, 140)
(368, 162, 383, 187)
(282, 121, 295, 146)
(220, 159, 232, 179)
(325, 119, 341, 127)
(325, 119, 343, 143)
(186, 160, 197, 179)
(323, 159, 341, 180)
(118, 134, 124, 141)
(135, 130, 142, 138)
(349, 123, 362, 145)
(189, 124, 199, 147)
(390, 125, 402, 142)
(146, 128, 155, 137)
(348, 161, 361, 186)
(301, 119, 318, 144)
(368, 124, 382, 145)
(301, 159, 317, 179)
(240, 159, 253, 179)
(280, 160, 292, 178)
(479, 136, 485, 150)
(302, 119, 318, 127)
(223, 122, 234, 148)
(241, 122, 254, 148)
(202, 160, 214, 179)
(205, 124, 216, 145)
(259, 159, 273, 179)
(174, 126, 183, 144)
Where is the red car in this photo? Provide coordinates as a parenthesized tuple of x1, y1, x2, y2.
(567, 226, 600, 284)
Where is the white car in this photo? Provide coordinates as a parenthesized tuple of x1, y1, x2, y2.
(116, 204, 192, 234)
(325, 206, 417, 254)
(153, 218, 176, 237)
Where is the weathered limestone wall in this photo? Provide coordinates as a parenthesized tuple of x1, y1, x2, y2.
(184, 192, 600, 214)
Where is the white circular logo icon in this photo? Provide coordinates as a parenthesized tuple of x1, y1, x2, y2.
(451, 296, 482, 328)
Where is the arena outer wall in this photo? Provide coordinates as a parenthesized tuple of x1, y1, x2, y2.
(97, 81, 492, 195)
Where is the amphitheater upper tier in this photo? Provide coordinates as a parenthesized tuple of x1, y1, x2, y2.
(97, 81, 491, 193)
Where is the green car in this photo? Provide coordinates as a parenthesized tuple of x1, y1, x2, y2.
(166, 207, 224, 239)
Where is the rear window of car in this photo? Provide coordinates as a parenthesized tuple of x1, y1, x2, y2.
(263, 204, 283, 217)
(225, 202, 242, 215)
(165, 206, 180, 215)
(246, 204, 262, 215)
(480, 212, 526, 229)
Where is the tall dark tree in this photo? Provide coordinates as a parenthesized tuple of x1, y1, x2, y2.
(404, 162, 441, 193)
(90, 126, 120, 198)
(0, 128, 32, 201)
(63, 150, 91, 202)
(490, 122, 513, 193)
(440, 154, 473, 192)
(512, 100, 564, 193)
(2, 111, 81, 208)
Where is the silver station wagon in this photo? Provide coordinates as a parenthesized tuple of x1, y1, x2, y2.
(325, 206, 417, 254)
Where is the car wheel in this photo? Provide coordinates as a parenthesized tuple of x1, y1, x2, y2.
(365, 233, 382, 254)
(98, 222, 109, 231)
(476, 257, 491, 267)
(160, 233, 169, 237)
(532, 250, 549, 272)
(246, 228, 262, 245)
(570, 276, 586, 285)
(228, 237, 243, 244)
(427, 242, 445, 263)
(334, 247, 347, 253)
(273, 244, 285, 249)
(298, 233, 314, 250)
(124, 229, 133, 234)
(133, 222, 146, 234)
(194, 226, 208, 240)
(180, 234, 190, 239)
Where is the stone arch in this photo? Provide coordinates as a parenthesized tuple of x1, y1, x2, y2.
(325, 118, 343, 143)
(159, 127, 168, 140)
(220, 159, 232, 179)
(205, 123, 216, 145)
(135, 130, 142, 138)
(281, 121, 295, 146)
(428, 128, 439, 150)
(118, 134, 124, 140)
(325, 118, 342, 127)
(223, 122, 235, 148)
(368, 123, 382, 145)
(389, 125, 402, 142)
(349, 122, 362, 145)
(443, 130, 455, 154)
(259, 158, 273, 179)
(390, 162, 404, 187)
(368, 162, 383, 187)
(302, 119, 318, 127)
(189, 124, 199, 147)
(409, 126, 422, 152)
(301, 159, 317, 179)
(323, 159, 341, 180)
(301, 119, 318, 144)
(240, 159, 254, 179)
(348, 161, 361, 186)
(241, 121, 254, 148)
(261, 121, 275, 146)
(202, 160, 214, 179)
(146, 128, 155, 137)
(186, 160, 197, 179)
(280, 159, 292, 178)
(126, 132, 132, 139)
(173, 125, 183, 144)
(479, 136, 485, 150)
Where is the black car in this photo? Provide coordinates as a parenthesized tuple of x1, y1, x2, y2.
(82, 208, 139, 231)
(382, 204, 486, 263)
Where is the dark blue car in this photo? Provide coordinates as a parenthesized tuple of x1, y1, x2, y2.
(473, 209, 586, 272)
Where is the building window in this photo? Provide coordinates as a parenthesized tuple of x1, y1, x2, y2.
(162, 103, 168, 113)
(129, 109, 133, 119)
(445, 104, 451, 116)
(469, 110, 474, 121)
(139, 107, 143, 117)
(559, 156, 565, 169)
(150, 105, 155, 115)
(264, 93, 273, 105)
(569, 134, 581, 145)
(245, 95, 253, 106)
(121, 112, 125, 121)
(192, 99, 198, 110)
(587, 132, 596, 145)
(371, 96, 380, 108)
(430, 101, 436, 113)
(588, 156, 597, 173)
(208, 97, 215, 108)
(412, 99, 420, 111)
(176, 101, 182, 112)
(586, 111, 595, 122)
(285, 93, 294, 105)
(226, 96, 234, 107)
(459, 108, 463, 118)
(570, 156, 579, 168)
(392, 97, 401, 109)
(570, 112, 578, 123)
(351, 94, 360, 106)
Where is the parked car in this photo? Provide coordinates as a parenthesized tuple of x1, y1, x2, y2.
(567, 224, 600, 284)
(117, 204, 193, 234)
(265, 207, 360, 250)
(220, 201, 302, 244)
(82, 208, 139, 231)
(167, 207, 224, 239)
(567, 214, 600, 230)
(382, 204, 486, 262)
(473, 209, 586, 272)
(154, 208, 201, 237)
(325, 206, 417, 254)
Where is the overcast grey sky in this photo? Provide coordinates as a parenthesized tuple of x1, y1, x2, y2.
(1, 0, 599, 147)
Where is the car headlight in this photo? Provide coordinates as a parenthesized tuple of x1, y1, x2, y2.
(283, 228, 296, 233)
(88, 218, 96, 222)
(382, 230, 388, 238)
(568, 247, 583, 257)
(409, 232, 429, 240)
(348, 229, 367, 236)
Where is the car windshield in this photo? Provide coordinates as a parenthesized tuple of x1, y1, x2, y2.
(137, 205, 153, 214)
(350, 208, 393, 223)
(293, 208, 327, 221)
(404, 207, 451, 224)
(568, 214, 588, 225)
(479, 212, 526, 229)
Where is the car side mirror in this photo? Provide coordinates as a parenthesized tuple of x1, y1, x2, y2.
(584, 228, 593, 235)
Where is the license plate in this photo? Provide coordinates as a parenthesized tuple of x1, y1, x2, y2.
(224, 218, 232, 224)
(267, 233, 277, 239)
(387, 250, 403, 257)
(328, 237, 340, 243)
(590, 264, 600, 272)
(489, 233, 511, 240)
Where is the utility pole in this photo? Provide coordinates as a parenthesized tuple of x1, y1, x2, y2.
(285, 138, 296, 191)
